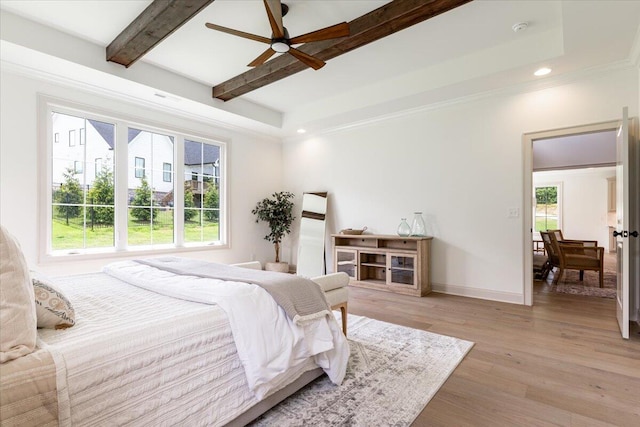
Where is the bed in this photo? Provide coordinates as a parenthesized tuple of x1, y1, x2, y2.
(0, 227, 349, 426)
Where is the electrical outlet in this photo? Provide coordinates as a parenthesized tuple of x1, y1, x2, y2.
(508, 207, 520, 218)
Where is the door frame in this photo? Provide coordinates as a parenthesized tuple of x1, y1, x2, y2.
(522, 120, 619, 306)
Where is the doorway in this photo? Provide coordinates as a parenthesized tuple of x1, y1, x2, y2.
(522, 120, 619, 306)
(533, 167, 617, 296)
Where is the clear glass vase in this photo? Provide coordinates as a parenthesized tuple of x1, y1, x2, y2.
(410, 212, 427, 236)
(397, 218, 411, 237)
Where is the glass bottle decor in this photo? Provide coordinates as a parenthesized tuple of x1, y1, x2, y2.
(410, 212, 427, 236)
(397, 218, 411, 237)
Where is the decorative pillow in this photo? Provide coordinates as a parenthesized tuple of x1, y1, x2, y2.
(0, 225, 37, 363)
(31, 273, 75, 329)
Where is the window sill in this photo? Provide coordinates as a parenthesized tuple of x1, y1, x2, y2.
(40, 242, 229, 265)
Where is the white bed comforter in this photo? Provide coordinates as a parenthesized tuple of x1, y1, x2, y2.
(103, 260, 349, 400)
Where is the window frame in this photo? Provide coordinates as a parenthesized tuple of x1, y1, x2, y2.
(73, 160, 83, 174)
(162, 162, 172, 183)
(39, 96, 228, 262)
(134, 156, 145, 178)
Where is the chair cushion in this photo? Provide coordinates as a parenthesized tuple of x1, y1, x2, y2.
(565, 254, 600, 269)
(324, 287, 348, 308)
(311, 272, 349, 292)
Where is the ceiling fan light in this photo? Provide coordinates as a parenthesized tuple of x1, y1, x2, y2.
(271, 41, 290, 53)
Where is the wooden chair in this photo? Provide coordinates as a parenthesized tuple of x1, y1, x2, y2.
(548, 229, 598, 248)
(544, 231, 605, 287)
(540, 231, 560, 271)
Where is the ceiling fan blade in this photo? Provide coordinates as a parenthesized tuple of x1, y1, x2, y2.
(289, 22, 350, 45)
(248, 48, 276, 67)
(205, 23, 271, 44)
(288, 47, 325, 70)
(263, 0, 285, 39)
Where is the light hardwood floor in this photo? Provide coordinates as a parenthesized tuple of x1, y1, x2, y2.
(347, 283, 640, 426)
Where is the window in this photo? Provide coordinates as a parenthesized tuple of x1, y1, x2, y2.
(68, 129, 76, 146)
(52, 112, 115, 251)
(128, 129, 174, 246)
(184, 139, 220, 243)
(54, 133, 59, 143)
(134, 157, 145, 178)
(79, 128, 86, 145)
(45, 100, 226, 257)
(534, 185, 561, 232)
(163, 162, 172, 182)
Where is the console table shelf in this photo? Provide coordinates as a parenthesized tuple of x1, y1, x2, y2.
(332, 234, 432, 297)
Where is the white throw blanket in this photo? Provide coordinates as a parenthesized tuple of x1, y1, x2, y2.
(103, 260, 349, 400)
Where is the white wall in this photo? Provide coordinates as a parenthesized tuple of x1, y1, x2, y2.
(283, 66, 639, 304)
(0, 69, 283, 275)
(533, 167, 615, 251)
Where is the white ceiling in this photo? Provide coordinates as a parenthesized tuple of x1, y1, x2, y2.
(1, 0, 639, 137)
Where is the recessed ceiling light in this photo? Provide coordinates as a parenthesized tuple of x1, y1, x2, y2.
(534, 67, 551, 76)
(297, 128, 306, 134)
(512, 22, 528, 32)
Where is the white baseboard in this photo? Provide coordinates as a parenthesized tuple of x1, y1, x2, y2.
(431, 282, 524, 305)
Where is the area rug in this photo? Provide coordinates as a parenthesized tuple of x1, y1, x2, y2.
(551, 253, 617, 299)
(250, 314, 474, 427)
(552, 283, 616, 299)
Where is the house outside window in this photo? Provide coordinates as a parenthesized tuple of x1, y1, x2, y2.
(44, 99, 226, 257)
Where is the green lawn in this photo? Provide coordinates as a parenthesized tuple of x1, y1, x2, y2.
(534, 203, 558, 232)
(535, 217, 558, 232)
(52, 210, 218, 250)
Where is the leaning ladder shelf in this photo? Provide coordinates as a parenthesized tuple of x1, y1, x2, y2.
(332, 234, 432, 297)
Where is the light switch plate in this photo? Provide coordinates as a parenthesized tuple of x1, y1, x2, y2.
(508, 207, 520, 218)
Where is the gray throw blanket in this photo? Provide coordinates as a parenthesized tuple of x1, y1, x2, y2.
(135, 257, 331, 324)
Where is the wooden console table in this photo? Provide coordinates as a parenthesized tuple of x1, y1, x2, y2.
(332, 234, 432, 297)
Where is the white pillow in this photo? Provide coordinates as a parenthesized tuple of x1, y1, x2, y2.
(32, 272, 75, 329)
(0, 226, 37, 363)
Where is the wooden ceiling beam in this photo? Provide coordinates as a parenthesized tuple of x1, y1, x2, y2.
(107, 0, 215, 67)
(212, 0, 473, 101)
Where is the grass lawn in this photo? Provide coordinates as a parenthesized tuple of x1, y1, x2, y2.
(535, 203, 557, 232)
(535, 217, 558, 232)
(52, 209, 219, 250)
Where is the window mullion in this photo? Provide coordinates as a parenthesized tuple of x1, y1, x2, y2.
(114, 122, 129, 250)
(175, 136, 185, 247)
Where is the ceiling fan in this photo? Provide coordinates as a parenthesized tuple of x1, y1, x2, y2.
(205, 0, 350, 70)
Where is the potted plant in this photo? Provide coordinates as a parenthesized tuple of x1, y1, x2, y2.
(251, 191, 295, 272)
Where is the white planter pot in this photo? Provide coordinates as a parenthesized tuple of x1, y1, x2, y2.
(264, 262, 289, 273)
